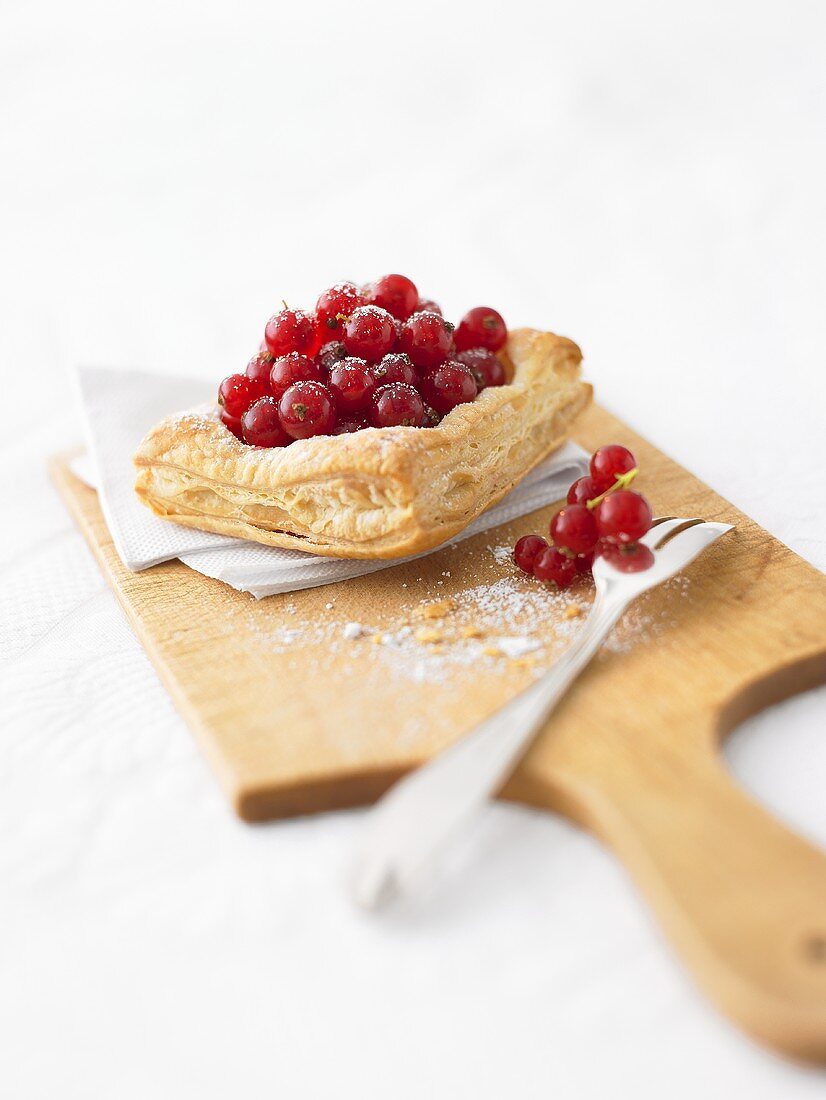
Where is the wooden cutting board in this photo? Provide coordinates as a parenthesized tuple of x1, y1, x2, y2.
(51, 402, 826, 1063)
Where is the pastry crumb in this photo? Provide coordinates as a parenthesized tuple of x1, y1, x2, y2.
(413, 598, 457, 621)
(564, 604, 583, 619)
(414, 627, 444, 644)
(461, 625, 484, 639)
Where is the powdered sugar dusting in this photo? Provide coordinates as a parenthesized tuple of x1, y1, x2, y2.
(169, 405, 220, 432)
(237, 545, 690, 717)
(353, 303, 394, 322)
(240, 563, 691, 688)
(230, 564, 694, 750)
(492, 636, 542, 659)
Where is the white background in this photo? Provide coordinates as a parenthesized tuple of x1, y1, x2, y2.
(2, 1, 826, 1096)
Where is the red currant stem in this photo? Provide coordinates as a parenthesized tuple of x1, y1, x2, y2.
(282, 299, 290, 310)
(585, 467, 638, 510)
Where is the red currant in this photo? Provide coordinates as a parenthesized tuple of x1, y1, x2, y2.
(372, 352, 417, 387)
(333, 417, 370, 435)
(595, 490, 652, 544)
(317, 340, 346, 371)
(343, 305, 397, 361)
(533, 546, 576, 588)
(454, 306, 507, 353)
(245, 350, 275, 389)
(370, 383, 425, 428)
(416, 298, 442, 316)
(398, 311, 454, 370)
(269, 353, 323, 401)
(567, 475, 601, 506)
(219, 408, 244, 440)
(315, 282, 366, 342)
(600, 542, 655, 573)
(590, 444, 636, 492)
(241, 397, 290, 448)
(549, 504, 599, 555)
(264, 307, 321, 359)
(456, 347, 506, 390)
(327, 357, 376, 414)
(513, 534, 548, 574)
(278, 381, 337, 440)
(420, 362, 477, 415)
(366, 274, 419, 321)
(218, 373, 266, 419)
(575, 550, 595, 574)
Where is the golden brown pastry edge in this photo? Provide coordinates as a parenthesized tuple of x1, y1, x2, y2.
(133, 328, 592, 559)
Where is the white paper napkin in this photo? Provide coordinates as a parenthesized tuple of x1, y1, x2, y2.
(75, 366, 238, 568)
(73, 366, 589, 598)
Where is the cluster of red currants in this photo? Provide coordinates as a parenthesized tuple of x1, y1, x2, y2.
(513, 444, 655, 586)
(216, 274, 509, 448)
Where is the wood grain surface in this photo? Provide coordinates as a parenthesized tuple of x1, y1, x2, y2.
(51, 403, 826, 1062)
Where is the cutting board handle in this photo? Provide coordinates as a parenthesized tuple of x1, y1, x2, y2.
(582, 723, 826, 1062)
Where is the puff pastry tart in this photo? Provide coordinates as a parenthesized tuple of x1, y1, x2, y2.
(134, 327, 590, 559)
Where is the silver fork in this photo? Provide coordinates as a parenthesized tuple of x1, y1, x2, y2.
(350, 517, 734, 910)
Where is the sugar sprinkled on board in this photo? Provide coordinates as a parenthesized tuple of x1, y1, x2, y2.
(490, 545, 514, 566)
(240, 564, 692, 692)
(491, 636, 543, 659)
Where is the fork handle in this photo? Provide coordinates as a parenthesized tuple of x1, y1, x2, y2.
(351, 594, 627, 908)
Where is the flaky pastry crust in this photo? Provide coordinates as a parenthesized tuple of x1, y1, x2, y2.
(133, 328, 591, 559)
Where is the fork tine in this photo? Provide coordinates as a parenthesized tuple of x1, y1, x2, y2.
(650, 520, 734, 566)
(595, 519, 733, 586)
(650, 518, 705, 550)
(640, 517, 699, 548)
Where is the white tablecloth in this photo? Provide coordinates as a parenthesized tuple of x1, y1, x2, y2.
(2, 2, 825, 1097)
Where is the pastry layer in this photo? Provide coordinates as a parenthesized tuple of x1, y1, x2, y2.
(133, 328, 592, 559)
